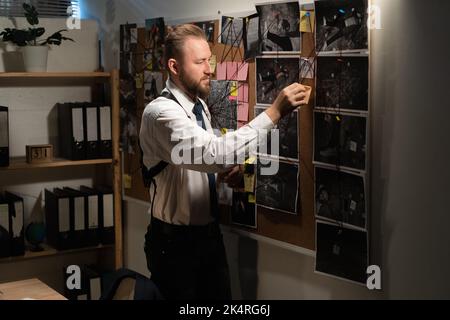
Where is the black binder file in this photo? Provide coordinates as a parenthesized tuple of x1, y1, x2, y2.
(96, 186, 114, 245)
(45, 188, 73, 250)
(63, 187, 90, 248)
(85, 103, 101, 159)
(0, 195, 11, 258)
(4, 192, 25, 256)
(58, 103, 86, 160)
(0, 106, 9, 167)
(79, 186, 100, 246)
(98, 106, 112, 158)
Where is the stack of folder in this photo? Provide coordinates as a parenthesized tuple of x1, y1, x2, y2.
(45, 186, 115, 251)
(0, 192, 25, 258)
(57, 103, 112, 160)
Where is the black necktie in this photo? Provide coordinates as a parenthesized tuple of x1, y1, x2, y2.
(192, 100, 219, 220)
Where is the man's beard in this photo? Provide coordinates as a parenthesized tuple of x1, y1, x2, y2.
(179, 70, 210, 100)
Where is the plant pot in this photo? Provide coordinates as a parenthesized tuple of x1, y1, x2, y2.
(21, 46, 49, 72)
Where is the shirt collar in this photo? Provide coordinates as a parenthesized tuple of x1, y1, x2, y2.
(165, 78, 210, 119)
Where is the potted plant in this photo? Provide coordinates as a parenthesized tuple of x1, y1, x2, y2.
(0, 3, 74, 72)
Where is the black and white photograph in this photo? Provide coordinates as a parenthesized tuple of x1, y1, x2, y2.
(120, 23, 137, 53)
(207, 80, 238, 130)
(144, 71, 163, 105)
(256, 57, 300, 105)
(193, 20, 217, 43)
(314, 111, 367, 171)
(231, 192, 257, 229)
(315, 0, 368, 53)
(145, 17, 165, 71)
(300, 57, 315, 80)
(316, 56, 368, 112)
(256, 1, 301, 52)
(221, 16, 244, 47)
(315, 221, 368, 284)
(256, 158, 299, 214)
(315, 165, 366, 229)
(255, 106, 298, 161)
(243, 13, 260, 59)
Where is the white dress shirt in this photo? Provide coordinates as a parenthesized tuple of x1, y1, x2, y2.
(139, 79, 275, 225)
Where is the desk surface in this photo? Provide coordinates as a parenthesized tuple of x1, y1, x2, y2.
(0, 278, 67, 300)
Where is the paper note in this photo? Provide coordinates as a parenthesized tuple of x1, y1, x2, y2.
(209, 54, 217, 74)
(350, 141, 358, 152)
(230, 81, 238, 96)
(245, 156, 256, 165)
(221, 128, 228, 135)
(238, 83, 249, 103)
(124, 174, 132, 189)
(226, 61, 238, 80)
(135, 73, 143, 89)
(300, 11, 315, 33)
(216, 62, 227, 80)
(244, 174, 255, 193)
(237, 62, 249, 81)
(237, 103, 249, 122)
(248, 194, 256, 204)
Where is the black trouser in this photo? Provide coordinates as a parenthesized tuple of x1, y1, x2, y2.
(144, 218, 232, 300)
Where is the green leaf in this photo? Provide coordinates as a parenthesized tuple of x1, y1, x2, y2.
(23, 3, 39, 26)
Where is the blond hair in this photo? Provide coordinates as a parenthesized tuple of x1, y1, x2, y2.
(164, 24, 207, 69)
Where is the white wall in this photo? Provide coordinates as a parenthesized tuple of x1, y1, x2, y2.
(81, 0, 392, 299)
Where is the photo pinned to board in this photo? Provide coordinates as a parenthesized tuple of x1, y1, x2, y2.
(256, 1, 301, 53)
(232, 192, 257, 229)
(315, 220, 368, 285)
(255, 157, 299, 215)
(254, 105, 299, 161)
(220, 16, 244, 47)
(313, 110, 367, 172)
(256, 56, 300, 106)
(207, 80, 238, 130)
(315, 55, 369, 112)
(315, 0, 368, 53)
(315, 164, 367, 230)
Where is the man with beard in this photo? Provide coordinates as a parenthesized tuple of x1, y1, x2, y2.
(139, 24, 308, 300)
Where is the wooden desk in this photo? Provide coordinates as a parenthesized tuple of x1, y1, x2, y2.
(0, 278, 67, 300)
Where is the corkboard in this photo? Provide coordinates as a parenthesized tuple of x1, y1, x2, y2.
(124, 17, 316, 251)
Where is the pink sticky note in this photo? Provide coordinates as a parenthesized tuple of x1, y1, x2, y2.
(237, 103, 249, 122)
(226, 62, 238, 80)
(216, 62, 227, 80)
(229, 95, 237, 101)
(238, 121, 247, 129)
(242, 83, 249, 103)
(237, 62, 249, 81)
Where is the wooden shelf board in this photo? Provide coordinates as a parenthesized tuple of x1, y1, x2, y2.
(1, 157, 113, 170)
(0, 243, 114, 264)
(0, 72, 111, 78)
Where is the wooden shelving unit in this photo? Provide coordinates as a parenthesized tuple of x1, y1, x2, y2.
(0, 244, 114, 263)
(0, 70, 123, 270)
(1, 157, 113, 170)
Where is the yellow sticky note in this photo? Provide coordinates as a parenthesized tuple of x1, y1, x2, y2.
(209, 54, 217, 74)
(124, 174, 132, 189)
(336, 115, 341, 122)
(300, 11, 315, 33)
(221, 128, 228, 135)
(244, 174, 255, 193)
(135, 73, 144, 89)
(248, 194, 256, 204)
(230, 81, 238, 97)
(245, 156, 256, 165)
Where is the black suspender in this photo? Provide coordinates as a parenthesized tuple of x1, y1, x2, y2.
(139, 90, 180, 188)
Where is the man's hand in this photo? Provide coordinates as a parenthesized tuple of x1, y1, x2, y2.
(217, 165, 243, 189)
(265, 83, 310, 123)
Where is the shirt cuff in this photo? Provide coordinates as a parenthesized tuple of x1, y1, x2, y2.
(248, 111, 276, 130)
